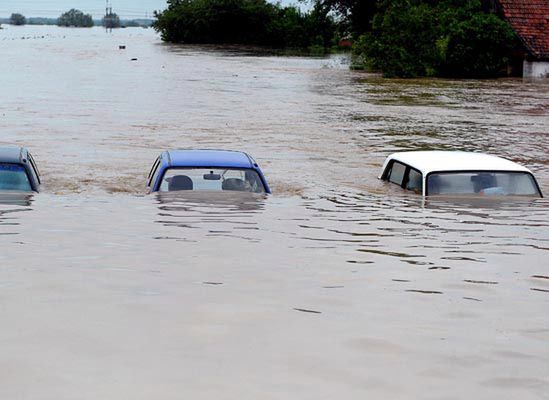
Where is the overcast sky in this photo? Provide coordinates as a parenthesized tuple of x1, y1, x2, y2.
(0, 0, 307, 19)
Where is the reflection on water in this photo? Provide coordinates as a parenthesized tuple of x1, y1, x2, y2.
(0, 25, 548, 399)
(0, 193, 34, 207)
(0, 193, 33, 237)
(154, 192, 266, 241)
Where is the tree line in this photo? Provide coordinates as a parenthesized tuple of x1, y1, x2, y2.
(3, 10, 145, 28)
(153, 0, 339, 50)
(154, 0, 520, 78)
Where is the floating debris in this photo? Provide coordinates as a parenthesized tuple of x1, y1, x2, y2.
(203, 281, 223, 286)
(463, 297, 482, 302)
(293, 308, 322, 314)
(131, 58, 138, 61)
(532, 275, 549, 280)
(346, 260, 374, 264)
(463, 279, 498, 285)
(392, 279, 410, 283)
(119, 45, 126, 49)
(322, 285, 344, 289)
(406, 290, 443, 295)
(531, 288, 549, 293)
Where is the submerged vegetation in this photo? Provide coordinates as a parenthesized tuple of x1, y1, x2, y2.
(153, 0, 337, 50)
(154, 0, 520, 78)
(317, 0, 518, 78)
(350, 0, 518, 78)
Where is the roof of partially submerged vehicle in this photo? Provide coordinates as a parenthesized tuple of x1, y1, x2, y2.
(162, 149, 256, 169)
(0, 147, 27, 164)
(382, 151, 532, 175)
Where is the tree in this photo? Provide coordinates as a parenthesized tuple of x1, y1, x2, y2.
(308, 0, 378, 36)
(352, 0, 519, 78)
(103, 12, 121, 28)
(357, 0, 442, 77)
(10, 13, 27, 25)
(57, 9, 94, 27)
(442, 12, 517, 77)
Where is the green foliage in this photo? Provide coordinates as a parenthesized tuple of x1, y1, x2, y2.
(153, 0, 336, 48)
(358, 0, 442, 77)
(103, 12, 121, 28)
(352, 0, 519, 78)
(442, 13, 517, 77)
(10, 13, 26, 26)
(313, 0, 378, 36)
(57, 9, 94, 27)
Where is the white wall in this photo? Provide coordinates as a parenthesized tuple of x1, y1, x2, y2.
(523, 60, 549, 78)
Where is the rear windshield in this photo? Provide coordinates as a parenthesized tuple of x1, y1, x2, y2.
(159, 168, 266, 193)
(0, 164, 32, 191)
(427, 171, 541, 197)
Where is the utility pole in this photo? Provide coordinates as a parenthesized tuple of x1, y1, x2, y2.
(104, 0, 117, 31)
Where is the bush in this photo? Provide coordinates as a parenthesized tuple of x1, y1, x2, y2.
(442, 13, 517, 77)
(10, 13, 26, 25)
(57, 9, 94, 27)
(153, 0, 336, 48)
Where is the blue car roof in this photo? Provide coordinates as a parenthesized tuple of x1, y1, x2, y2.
(0, 147, 26, 164)
(163, 150, 255, 169)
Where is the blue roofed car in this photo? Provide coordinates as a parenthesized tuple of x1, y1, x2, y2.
(379, 151, 543, 198)
(147, 150, 271, 194)
(0, 147, 41, 193)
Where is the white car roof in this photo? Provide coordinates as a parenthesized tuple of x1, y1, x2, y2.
(381, 151, 532, 176)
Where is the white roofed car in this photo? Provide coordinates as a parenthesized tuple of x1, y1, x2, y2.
(379, 151, 543, 198)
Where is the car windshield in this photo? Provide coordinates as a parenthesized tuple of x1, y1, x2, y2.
(427, 171, 541, 197)
(159, 168, 266, 193)
(0, 164, 32, 191)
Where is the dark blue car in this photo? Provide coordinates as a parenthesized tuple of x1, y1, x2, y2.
(0, 147, 41, 192)
(147, 150, 271, 194)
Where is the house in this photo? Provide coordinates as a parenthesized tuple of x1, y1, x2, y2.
(497, 0, 549, 78)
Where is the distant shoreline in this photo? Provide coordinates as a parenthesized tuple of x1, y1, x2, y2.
(0, 17, 153, 27)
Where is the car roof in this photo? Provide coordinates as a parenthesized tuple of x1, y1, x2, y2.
(163, 149, 254, 169)
(0, 147, 26, 164)
(384, 151, 532, 175)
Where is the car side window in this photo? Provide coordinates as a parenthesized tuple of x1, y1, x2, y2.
(147, 158, 160, 187)
(405, 168, 423, 194)
(388, 161, 406, 185)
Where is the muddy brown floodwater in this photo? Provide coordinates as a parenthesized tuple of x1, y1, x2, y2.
(1, 25, 548, 399)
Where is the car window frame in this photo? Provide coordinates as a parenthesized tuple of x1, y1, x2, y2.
(147, 157, 161, 188)
(425, 170, 543, 197)
(157, 166, 267, 193)
(403, 166, 423, 194)
(27, 152, 41, 185)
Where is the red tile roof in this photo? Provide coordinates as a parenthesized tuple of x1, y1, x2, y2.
(497, 0, 549, 60)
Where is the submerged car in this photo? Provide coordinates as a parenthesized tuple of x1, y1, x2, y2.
(379, 151, 543, 197)
(0, 147, 41, 192)
(147, 149, 271, 194)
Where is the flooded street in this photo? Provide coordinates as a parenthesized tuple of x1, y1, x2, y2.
(1, 26, 549, 399)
